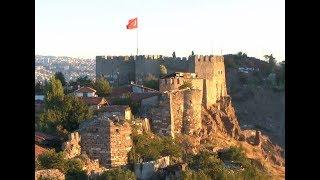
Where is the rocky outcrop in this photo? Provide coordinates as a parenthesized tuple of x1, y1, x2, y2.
(201, 96, 243, 140)
(35, 169, 65, 180)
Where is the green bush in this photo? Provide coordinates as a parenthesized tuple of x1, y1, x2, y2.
(238, 72, 248, 84)
(185, 148, 269, 180)
(37, 150, 67, 173)
(128, 133, 183, 163)
(219, 146, 248, 164)
(143, 80, 159, 90)
(182, 169, 211, 180)
(37, 150, 88, 179)
(97, 168, 136, 180)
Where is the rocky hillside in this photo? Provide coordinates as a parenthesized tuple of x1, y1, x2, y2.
(189, 97, 285, 179)
(224, 54, 285, 148)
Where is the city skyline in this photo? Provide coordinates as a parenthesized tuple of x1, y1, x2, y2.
(36, 0, 285, 62)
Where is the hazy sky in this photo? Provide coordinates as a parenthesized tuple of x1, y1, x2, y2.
(35, 0, 285, 61)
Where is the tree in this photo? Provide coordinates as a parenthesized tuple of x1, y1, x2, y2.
(54, 72, 66, 86)
(159, 65, 167, 76)
(35, 81, 44, 94)
(94, 77, 112, 97)
(40, 77, 92, 134)
(143, 74, 159, 90)
(69, 76, 94, 91)
(237, 52, 247, 59)
(264, 54, 277, 73)
(172, 51, 176, 58)
(44, 77, 64, 110)
(191, 51, 195, 56)
(60, 95, 93, 132)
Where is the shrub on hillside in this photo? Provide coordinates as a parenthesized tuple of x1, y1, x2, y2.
(37, 150, 88, 179)
(128, 133, 183, 163)
(238, 72, 248, 84)
(97, 168, 136, 180)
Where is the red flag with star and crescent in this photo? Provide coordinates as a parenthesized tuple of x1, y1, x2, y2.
(126, 17, 138, 29)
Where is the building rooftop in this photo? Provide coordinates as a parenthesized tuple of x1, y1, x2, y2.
(81, 97, 108, 106)
(75, 86, 97, 93)
(35, 145, 48, 158)
(99, 105, 131, 113)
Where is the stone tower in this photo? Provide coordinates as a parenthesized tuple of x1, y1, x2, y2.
(191, 55, 228, 107)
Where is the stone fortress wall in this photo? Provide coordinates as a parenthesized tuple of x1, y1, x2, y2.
(96, 55, 193, 85)
(96, 54, 228, 138)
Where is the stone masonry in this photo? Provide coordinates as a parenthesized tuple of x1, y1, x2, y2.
(159, 55, 227, 108)
(62, 132, 81, 159)
(79, 114, 132, 168)
(35, 169, 65, 180)
(150, 89, 202, 137)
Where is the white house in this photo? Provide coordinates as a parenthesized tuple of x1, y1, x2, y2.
(74, 87, 98, 97)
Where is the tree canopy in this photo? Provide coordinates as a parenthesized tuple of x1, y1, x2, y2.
(44, 77, 64, 109)
(54, 72, 66, 86)
(39, 76, 92, 136)
(94, 76, 112, 97)
(160, 65, 168, 76)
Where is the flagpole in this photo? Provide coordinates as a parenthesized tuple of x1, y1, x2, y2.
(136, 27, 138, 56)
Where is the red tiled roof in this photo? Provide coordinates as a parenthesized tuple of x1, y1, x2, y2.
(100, 105, 130, 113)
(35, 132, 59, 143)
(110, 86, 132, 97)
(81, 97, 108, 106)
(75, 87, 97, 93)
(35, 145, 48, 157)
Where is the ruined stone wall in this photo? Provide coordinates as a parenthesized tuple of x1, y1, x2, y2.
(35, 169, 65, 180)
(79, 116, 132, 168)
(109, 122, 132, 167)
(148, 93, 173, 136)
(62, 132, 81, 159)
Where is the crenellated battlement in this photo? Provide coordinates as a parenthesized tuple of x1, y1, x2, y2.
(96, 54, 225, 86)
(96, 54, 223, 62)
(193, 55, 224, 63)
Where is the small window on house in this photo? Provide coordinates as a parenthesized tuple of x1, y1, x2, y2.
(116, 129, 120, 133)
(177, 78, 180, 84)
(165, 79, 167, 84)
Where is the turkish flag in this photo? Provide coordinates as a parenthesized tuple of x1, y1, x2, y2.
(126, 17, 138, 29)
